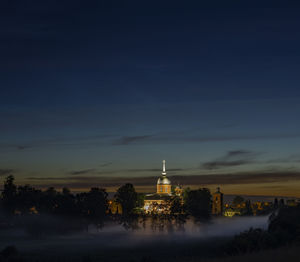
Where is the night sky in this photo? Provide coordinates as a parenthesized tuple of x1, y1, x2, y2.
(1, 1, 300, 196)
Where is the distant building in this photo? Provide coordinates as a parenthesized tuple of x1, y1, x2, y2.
(212, 187, 223, 215)
(286, 199, 300, 207)
(107, 200, 122, 215)
(143, 161, 227, 216)
(174, 185, 183, 196)
(251, 201, 273, 215)
(144, 160, 174, 214)
(224, 208, 241, 217)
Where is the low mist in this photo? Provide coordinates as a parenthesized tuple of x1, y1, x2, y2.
(0, 215, 269, 255)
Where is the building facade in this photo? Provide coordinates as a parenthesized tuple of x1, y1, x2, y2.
(212, 187, 223, 215)
(107, 200, 122, 215)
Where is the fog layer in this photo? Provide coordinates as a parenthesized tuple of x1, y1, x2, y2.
(0, 216, 269, 254)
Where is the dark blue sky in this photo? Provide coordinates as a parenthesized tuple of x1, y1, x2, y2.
(1, 1, 300, 195)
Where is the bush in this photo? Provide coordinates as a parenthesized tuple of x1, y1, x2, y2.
(226, 206, 300, 255)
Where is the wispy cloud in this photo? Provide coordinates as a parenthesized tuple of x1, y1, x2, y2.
(202, 150, 259, 170)
(99, 162, 113, 168)
(68, 169, 96, 176)
(25, 171, 300, 190)
(112, 135, 154, 145)
(67, 167, 183, 176)
(1, 130, 300, 152)
(265, 154, 300, 164)
(27, 177, 68, 181)
(172, 172, 300, 185)
(0, 134, 113, 151)
(111, 133, 300, 146)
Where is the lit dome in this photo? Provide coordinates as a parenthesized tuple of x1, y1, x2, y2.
(157, 176, 171, 185)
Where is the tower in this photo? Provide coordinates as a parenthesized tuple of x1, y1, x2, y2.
(156, 160, 171, 194)
(212, 187, 223, 215)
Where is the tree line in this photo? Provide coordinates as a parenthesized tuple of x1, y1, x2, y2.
(1, 175, 109, 220)
(0, 175, 213, 219)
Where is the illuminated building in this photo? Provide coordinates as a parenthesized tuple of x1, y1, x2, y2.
(107, 200, 122, 214)
(252, 201, 273, 215)
(174, 185, 183, 196)
(143, 161, 226, 216)
(286, 199, 300, 207)
(224, 208, 241, 217)
(144, 160, 173, 214)
(156, 160, 171, 194)
(212, 187, 223, 215)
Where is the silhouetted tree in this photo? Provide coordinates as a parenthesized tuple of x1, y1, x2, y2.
(269, 205, 300, 243)
(184, 188, 211, 219)
(226, 228, 274, 255)
(137, 193, 145, 208)
(75, 188, 108, 220)
(15, 184, 42, 213)
(227, 205, 300, 255)
(115, 183, 137, 216)
(232, 196, 244, 207)
(85, 188, 108, 219)
(279, 198, 285, 207)
(1, 175, 17, 215)
(170, 196, 183, 214)
(274, 198, 279, 209)
(243, 199, 253, 216)
(39, 187, 59, 213)
(55, 187, 77, 216)
(62, 187, 71, 195)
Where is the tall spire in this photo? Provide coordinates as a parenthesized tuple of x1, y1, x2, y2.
(162, 160, 166, 175)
